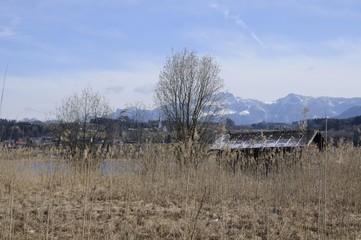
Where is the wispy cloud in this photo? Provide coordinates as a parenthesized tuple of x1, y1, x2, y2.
(291, 1, 361, 18)
(324, 38, 361, 53)
(39, 0, 143, 7)
(133, 84, 155, 94)
(305, 66, 315, 72)
(105, 85, 125, 94)
(250, 32, 264, 46)
(210, 2, 264, 46)
(0, 15, 21, 39)
(0, 27, 15, 39)
(24, 107, 43, 114)
(77, 26, 126, 39)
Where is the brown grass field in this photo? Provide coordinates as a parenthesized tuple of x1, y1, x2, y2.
(0, 142, 360, 239)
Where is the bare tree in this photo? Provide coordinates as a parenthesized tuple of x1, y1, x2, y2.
(154, 49, 225, 142)
(54, 86, 113, 165)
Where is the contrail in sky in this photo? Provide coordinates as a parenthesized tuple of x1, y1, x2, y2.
(210, 2, 264, 46)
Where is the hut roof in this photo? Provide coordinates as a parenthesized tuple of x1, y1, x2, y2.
(210, 130, 323, 151)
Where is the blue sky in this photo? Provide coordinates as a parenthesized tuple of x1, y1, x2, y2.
(1, 0, 361, 120)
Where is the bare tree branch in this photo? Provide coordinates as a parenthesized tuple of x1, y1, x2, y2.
(154, 49, 225, 142)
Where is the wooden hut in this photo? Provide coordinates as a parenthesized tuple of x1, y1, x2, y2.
(209, 130, 325, 173)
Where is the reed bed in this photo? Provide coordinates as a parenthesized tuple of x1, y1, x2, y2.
(0, 142, 360, 239)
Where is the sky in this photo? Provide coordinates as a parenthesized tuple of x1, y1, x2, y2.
(1, 0, 361, 120)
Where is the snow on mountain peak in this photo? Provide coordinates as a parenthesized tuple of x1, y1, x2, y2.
(220, 92, 361, 124)
(114, 92, 361, 125)
(239, 110, 250, 116)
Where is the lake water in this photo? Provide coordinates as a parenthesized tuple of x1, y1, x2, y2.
(14, 161, 140, 175)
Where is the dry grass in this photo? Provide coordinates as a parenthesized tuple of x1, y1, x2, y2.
(0, 142, 361, 239)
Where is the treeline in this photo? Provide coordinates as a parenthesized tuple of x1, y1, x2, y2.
(0, 117, 169, 143)
(0, 119, 51, 141)
(1, 115, 361, 146)
(91, 116, 161, 131)
(307, 116, 361, 145)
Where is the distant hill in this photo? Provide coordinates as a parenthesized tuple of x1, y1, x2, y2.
(113, 107, 161, 122)
(337, 106, 361, 119)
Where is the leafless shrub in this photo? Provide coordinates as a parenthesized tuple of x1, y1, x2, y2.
(52, 86, 113, 169)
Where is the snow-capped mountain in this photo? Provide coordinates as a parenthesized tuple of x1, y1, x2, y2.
(114, 93, 361, 125)
(221, 92, 361, 124)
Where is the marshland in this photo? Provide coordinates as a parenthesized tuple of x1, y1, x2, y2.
(0, 141, 360, 239)
(1, 45, 361, 240)
(2, 0, 361, 239)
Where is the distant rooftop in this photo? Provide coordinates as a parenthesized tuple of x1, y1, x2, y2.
(210, 130, 324, 151)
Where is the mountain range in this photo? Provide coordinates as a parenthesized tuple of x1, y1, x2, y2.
(114, 92, 361, 125)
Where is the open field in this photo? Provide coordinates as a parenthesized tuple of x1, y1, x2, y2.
(0, 143, 361, 239)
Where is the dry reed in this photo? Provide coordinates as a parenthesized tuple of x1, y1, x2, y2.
(0, 142, 360, 239)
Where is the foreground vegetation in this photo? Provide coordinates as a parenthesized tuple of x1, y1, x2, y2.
(0, 143, 360, 239)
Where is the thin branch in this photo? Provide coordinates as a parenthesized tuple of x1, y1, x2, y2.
(0, 63, 9, 119)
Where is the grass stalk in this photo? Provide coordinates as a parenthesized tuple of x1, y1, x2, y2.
(190, 187, 207, 240)
(9, 185, 14, 240)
